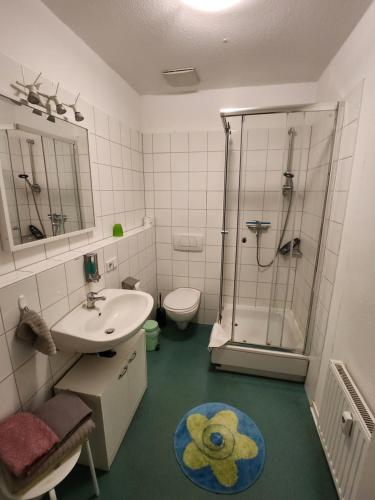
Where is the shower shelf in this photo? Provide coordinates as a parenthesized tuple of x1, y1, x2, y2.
(280, 249, 303, 258)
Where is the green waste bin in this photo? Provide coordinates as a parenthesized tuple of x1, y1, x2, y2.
(143, 320, 160, 351)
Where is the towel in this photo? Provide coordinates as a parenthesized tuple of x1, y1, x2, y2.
(33, 391, 92, 441)
(16, 309, 57, 356)
(2, 418, 95, 494)
(0, 412, 59, 477)
(208, 322, 231, 349)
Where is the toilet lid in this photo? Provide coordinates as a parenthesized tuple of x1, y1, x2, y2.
(164, 288, 201, 311)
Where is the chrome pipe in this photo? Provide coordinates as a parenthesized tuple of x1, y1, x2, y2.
(220, 102, 338, 119)
(218, 121, 231, 322)
(26, 138, 40, 191)
(286, 127, 296, 173)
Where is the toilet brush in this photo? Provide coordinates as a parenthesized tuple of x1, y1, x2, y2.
(156, 293, 167, 327)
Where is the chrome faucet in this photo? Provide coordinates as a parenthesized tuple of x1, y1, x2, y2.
(86, 291, 106, 309)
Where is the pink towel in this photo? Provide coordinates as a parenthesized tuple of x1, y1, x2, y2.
(0, 412, 59, 477)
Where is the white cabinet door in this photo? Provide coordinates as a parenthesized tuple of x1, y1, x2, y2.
(128, 334, 147, 414)
(102, 359, 132, 463)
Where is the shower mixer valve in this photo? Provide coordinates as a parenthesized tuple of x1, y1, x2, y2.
(246, 220, 271, 235)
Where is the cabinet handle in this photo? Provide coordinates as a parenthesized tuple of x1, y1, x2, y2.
(129, 351, 137, 363)
(118, 364, 128, 379)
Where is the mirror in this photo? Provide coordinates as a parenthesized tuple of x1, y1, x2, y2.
(0, 94, 94, 251)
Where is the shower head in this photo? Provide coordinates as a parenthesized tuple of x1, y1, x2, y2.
(18, 174, 41, 193)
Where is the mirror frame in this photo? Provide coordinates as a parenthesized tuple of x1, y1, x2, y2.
(0, 95, 95, 252)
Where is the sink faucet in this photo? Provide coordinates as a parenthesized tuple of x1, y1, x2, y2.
(86, 291, 106, 309)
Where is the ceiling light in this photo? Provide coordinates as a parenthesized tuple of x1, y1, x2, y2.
(181, 0, 241, 12)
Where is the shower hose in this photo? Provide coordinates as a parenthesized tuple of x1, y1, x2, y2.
(256, 189, 293, 268)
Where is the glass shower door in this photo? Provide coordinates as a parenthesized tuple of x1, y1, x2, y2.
(265, 109, 338, 353)
(232, 112, 289, 345)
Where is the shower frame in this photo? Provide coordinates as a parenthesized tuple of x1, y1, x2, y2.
(212, 102, 343, 381)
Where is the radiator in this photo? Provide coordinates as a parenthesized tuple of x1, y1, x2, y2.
(317, 360, 375, 500)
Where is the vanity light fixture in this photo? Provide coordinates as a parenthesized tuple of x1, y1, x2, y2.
(14, 68, 84, 122)
(181, 0, 241, 12)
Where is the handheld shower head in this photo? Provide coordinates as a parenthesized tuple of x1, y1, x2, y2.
(18, 174, 41, 193)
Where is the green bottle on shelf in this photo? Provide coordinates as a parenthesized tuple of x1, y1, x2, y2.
(113, 223, 123, 237)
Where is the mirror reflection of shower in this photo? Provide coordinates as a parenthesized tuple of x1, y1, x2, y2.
(11, 132, 79, 242)
(25, 139, 41, 193)
(18, 172, 46, 238)
(48, 212, 68, 236)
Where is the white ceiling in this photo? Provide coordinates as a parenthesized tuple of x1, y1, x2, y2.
(42, 0, 372, 95)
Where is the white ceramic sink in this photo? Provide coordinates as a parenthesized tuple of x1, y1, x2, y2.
(51, 289, 154, 353)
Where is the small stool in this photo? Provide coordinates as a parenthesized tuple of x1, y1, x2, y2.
(0, 440, 99, 500)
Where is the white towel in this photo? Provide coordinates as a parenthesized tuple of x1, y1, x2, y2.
(208, 322, 231, 349)
(16, 309, 57, 356)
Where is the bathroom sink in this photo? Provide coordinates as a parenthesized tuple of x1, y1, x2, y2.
(51, 289, 154, 353)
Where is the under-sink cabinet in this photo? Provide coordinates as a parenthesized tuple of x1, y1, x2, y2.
(55, 330, 147, 470)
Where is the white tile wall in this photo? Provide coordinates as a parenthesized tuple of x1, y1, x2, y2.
(145, 121, 310, 325)
(305, 82, 363, 401)
(0, 51, 157, 421)
(0, 226, 156, 420)
(144, 131, 224, 324)
(0, 51, 146, 279)
(292, 110, 337, 335)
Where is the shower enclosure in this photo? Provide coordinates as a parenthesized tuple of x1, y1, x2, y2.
(210, 103, 340, 381)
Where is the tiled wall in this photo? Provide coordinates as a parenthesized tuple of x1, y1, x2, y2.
(0, 50, 145, 277)
(143, 131, 227, 324)
(292, 111, 337, 335)
(0, 51, 157, 421)
(305, 82, 363, 402)
(225, 116, 311, 313)
(0, 226, 156, 420)
(143, 119, 312, 325)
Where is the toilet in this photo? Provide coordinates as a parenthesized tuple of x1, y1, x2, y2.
(163, 288, 201, 330)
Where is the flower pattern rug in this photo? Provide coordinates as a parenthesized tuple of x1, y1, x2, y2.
(174, 402, 265, 494)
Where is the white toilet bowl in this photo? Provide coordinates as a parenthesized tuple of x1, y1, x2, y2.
(163, 288, 201, 330)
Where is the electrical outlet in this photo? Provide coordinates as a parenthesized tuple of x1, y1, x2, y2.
(105, 257, 117, 272)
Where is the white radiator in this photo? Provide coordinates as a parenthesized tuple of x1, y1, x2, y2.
(317, 360, 375, 500)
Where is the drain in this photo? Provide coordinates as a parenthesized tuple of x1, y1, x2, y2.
(105, 328, 115, 335)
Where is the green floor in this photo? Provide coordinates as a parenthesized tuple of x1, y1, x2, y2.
(58, 323, 338, 500)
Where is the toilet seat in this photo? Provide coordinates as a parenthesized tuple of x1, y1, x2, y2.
(164, 288, 200, 312)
